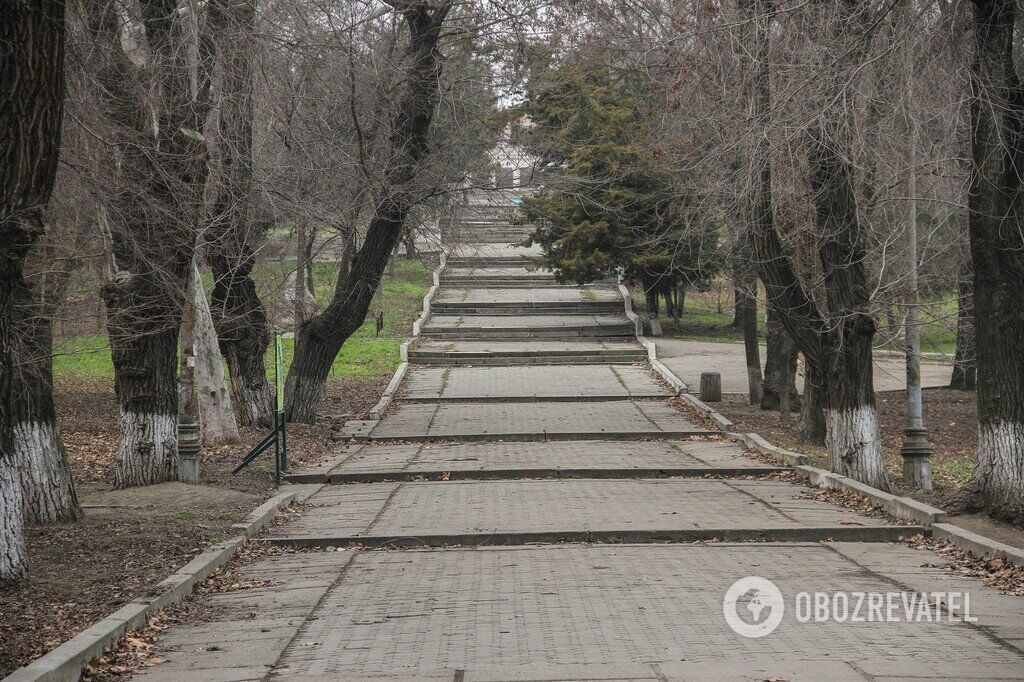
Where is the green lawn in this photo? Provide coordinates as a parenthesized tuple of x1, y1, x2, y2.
(53, 258, 434, 382)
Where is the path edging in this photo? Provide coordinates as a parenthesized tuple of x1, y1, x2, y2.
(792, 465, 947, 528)
(2, 489, 307, 682)
(370, 253, 447, 418)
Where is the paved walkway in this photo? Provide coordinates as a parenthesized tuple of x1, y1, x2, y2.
(139, 238, 1024, 680)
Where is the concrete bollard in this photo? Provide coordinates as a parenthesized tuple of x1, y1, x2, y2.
(699, 372, 722, 403)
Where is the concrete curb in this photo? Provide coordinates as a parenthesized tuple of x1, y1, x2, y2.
(931, 523, 1024, 564)
(678, 393, 734, 432)
(3, 491, 303, 682)
(791, 465, 947, 528)
(617, 281, 690, 396)
(617, 282, 645, 337)
(726, 432, 809, 466)
(375, 253, 447, 416)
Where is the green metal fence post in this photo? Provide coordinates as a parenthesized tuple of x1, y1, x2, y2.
(275, 332, 287, 472)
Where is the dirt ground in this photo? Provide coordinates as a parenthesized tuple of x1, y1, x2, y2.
(0, 374, 387, 677)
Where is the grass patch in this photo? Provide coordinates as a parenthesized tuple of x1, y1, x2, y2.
(54, 258, 434, 383)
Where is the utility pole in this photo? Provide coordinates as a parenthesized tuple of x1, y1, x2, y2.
(900, 69, 932, 490)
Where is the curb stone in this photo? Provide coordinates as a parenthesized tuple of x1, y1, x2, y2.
(727, 432, 809, 466)
(678, 393, 734, 432)
(2, 490, 306, 682)
(793, 464, 947, 527)
(931, 523, 1024, 564)
(375, 254, 448, 416)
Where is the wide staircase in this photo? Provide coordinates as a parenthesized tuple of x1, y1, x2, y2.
(135, 212, 1024, 681)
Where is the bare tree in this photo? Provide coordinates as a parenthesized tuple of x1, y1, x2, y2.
(961, 0, 1024, 522)
(88, 0, 209, 487)
(1, 0, 67, 582)
(206, 0, 274, 427)
(284, 0, 454, 422)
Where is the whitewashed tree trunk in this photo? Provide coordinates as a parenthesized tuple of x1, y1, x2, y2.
(14, 420, 80, 523)
(10, 237, 82, 523)
(115, 411, 178, 486)
(191, 262, 239, 445)
(826, 406, 888, 490)
(0, 464, 26, 582)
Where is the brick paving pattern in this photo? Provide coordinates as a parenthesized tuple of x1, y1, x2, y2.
(141, 228, 1024, 679)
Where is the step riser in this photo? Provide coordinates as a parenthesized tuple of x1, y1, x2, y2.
(343, 430, 708, 443)
(284, 467, 788, 484)
(420, 330, 636, 339)
(441, 278, 557, 286)
(408, 357, 643, 366)
(268, 525, 924, 549)
(431, 306, 623, 315)
(396, 393, 669, 403)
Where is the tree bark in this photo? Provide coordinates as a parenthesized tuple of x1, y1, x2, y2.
(191, 262, 240, 445)
(950, 258, 976, 390)
(1, 0, 66, 582)
(962, 0, 1024, 522)
(11, 240, 81, 523)
(90, 0, 208, 487)
(800, 358, 827, 444)
(760, 309, 800, 411)
(285, 1, 454, 422)
(206, 0, 272, 427)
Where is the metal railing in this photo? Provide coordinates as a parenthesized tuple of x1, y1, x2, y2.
(233, 332, 288, 484)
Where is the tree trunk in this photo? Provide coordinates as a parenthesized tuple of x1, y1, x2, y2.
(800, 359, 827, 445)
(11, 241, 81, 523)
(1, 0, 66, 582)
(206, 0, 273, 428)
(91, 0, 210, 487)
(284, 1, 455, 423)
(295, 222, 307, 336)
(191, 262, 239, 445)
(760, 310, 799, 411)
(735, 229, 762, 404)
(963, 0, 1024, 522)
(950, 258, 976, 390)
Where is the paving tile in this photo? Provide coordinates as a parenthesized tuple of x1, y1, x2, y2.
(268, 544, 1024, 678)
(366, 400, 707, 440)
(266, 478, 896, 542)
(400, 365, 669, 400)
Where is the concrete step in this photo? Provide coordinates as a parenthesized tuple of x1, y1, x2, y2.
(269, 525, 921, 549)
(420, 327, 636, 339)
(440, 276, 558, 286)
(420, 315, 636, 339)
(284, 440, 784, 484)
(431, 302, 624, 316)
(408, 340, 646, 367)
(265, 477, 921, 549)
(341, 399, 709, 442)
(408, 352, 646, 366)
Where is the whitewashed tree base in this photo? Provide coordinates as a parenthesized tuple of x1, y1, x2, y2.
(13, 419, 80, 523)
(115, 411, 179, 487)
(826, 405, 889, 490)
